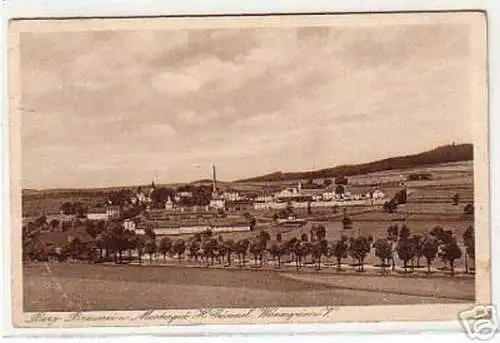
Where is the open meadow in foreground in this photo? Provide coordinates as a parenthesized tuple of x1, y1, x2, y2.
(23, 262, 474, 312)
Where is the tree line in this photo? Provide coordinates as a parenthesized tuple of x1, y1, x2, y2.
(106, 184, 213, 209)
(23, 217, 475, 277)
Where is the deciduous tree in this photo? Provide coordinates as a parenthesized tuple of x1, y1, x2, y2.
(463, 226, 475, 273)
(422, 236, 438, 274)
(441, 237, 462, 277)
(349, 236, 372, 272)
(374, 238, 392, 272)
(331, 236, 349, 271)
(172, 239, 186, 260)
(60, 202, 74, 215)
(397, 237, 415, 273)
(145, 239, 157, 263)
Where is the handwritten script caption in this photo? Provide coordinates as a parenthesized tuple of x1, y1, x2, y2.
(24, 306, 340, 327)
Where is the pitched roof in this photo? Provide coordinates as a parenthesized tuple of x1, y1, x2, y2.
(322, 184, 381, 195)
(87, 209, 107, 214)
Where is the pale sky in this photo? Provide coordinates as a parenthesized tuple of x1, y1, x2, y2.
(20, 22, 473, 189)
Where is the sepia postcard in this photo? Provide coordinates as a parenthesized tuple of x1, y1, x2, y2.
(7, 12, 491, 329)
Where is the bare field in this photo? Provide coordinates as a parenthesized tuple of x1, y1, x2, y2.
(23, 263, 472, 312)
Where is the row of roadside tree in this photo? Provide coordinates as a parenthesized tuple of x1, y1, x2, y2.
(23, 215, 474, 277)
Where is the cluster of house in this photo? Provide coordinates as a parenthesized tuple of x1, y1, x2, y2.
(111, 179, 388, 214)
(252, 182, 386, 210)
(173, 180, 387, 212)
(60, 163, 387, 237)
(273, 182, 385, 202)
(63, 176, 386, 228)
(23, 184, 386, 241)
(92, 165, 387, 217)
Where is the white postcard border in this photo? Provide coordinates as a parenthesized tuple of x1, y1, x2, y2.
(1, 4, 497, 338)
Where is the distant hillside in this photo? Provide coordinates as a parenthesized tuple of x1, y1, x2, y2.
(190, 179, 214, 184)
(236, 144, 473, 183)
(22, 183, 176, 197)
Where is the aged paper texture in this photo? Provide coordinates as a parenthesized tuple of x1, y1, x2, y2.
(7, 12, 490, 328)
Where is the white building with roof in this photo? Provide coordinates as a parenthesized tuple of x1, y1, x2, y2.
(87, 210, 108, 221)
(255, 195, 273, 202)
(177, 191, 193, 198)
(372, 189, 385, 199)
(223, 191, 242, 201)
(165, 196, 174, 210)
(124, 219, 136, 230)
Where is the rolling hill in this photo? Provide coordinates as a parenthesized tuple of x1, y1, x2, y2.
(236, 143, 473, 183)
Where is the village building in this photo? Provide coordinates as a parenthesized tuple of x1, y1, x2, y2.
(123, 219, 136, 231)
(372, 189, 385, 199)
(135, 216, 251, 236)
(106, 205, 121, 219)
(255, 195, 274, 203)
(225, 199, 254, 212)
(273, 182, 316, 203)
(209, 198, 225, 209)
(58, 212, 75, 223)
(177, 191, 193, 198)
(86, 209, 108, 221)
(164, 196, 174, 210)
(222, 191, 242, 201)
(135, 183, 154, 205)
(252, 182, 387, 209)
(137, 191, 147, 203)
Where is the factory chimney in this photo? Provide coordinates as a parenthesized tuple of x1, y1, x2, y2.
(212, 165, 217, 194)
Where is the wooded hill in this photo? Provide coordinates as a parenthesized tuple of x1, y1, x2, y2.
(236, 143, 473, 183)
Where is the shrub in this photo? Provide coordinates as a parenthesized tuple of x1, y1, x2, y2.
(463, 203, 474, 216)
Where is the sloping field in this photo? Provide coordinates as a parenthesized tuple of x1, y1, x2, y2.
(23, 263, 471, 312)
(348, 161, 472, 185)
(282, 273, 474, 301)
